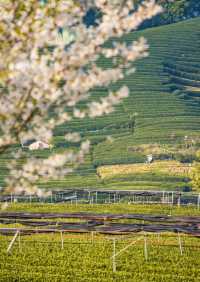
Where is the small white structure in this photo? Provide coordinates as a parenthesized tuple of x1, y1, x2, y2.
(29, 141, 52, 151)
(146, 154, 153, 164)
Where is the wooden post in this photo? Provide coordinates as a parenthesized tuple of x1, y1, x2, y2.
(168, 192, 170, 206)
(177, 194, 181, 207)
(162, 191, 165, 204)
(144, 234, 148, 261)
(112, 239, 116, 272)
(7, 230, 19, 253)
(110, 237, 142, 272)
(171, 192, 174, 206)
(60, 231, 64, 250)
(18, 231, 21, 251)
(96, 192, 98, 204)
(178, 233, 183, 255)
(197, 194, 200, 210)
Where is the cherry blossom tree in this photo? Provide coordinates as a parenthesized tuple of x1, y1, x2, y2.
(0, 0, 162, 196)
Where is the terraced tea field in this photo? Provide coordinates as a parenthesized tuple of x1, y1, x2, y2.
(98, 161, 191, 179)
(0, 18, 200, 191)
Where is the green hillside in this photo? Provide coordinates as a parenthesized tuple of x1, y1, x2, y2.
(1, 18, 200, 192)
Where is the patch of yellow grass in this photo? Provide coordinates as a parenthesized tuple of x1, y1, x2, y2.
(97, 161, 192, 179)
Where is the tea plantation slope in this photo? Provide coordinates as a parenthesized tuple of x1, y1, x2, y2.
(1, 18, 200, 191)
(76, 18, 197, 189)
(41, 18, 200, 191)
(25, 18, 200, 191)
(93, 18, 200, 165)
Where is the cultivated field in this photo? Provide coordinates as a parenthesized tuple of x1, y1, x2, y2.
(0, 18, 199, 192)
(98, 160, 191, 179)
(0, 203, 200, 282)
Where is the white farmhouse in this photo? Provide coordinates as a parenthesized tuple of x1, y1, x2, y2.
(28, 141, 53, 150)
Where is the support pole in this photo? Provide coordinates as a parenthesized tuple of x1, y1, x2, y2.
(112, 239, 116, 272)
(178, 233, 183, 255)
(144, 234, 148, 261)
(197, 194, 200, 210)
(7, 230, 19, 253)
(60, 231, 64, 250)
(18, 231, 21, 251)
(111, 237, 142, 259)
(162, 191, 165, 204)
(110, 237, 142, 272)
(177, 194, 181, 207)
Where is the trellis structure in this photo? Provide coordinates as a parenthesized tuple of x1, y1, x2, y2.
(1, 229, 199, 273)
(1, 189, 200, 208)
(1, 211, 199, 273)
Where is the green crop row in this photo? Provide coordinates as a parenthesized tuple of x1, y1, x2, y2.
(0, 235, 200, 282)
(0, 204, 200, 282)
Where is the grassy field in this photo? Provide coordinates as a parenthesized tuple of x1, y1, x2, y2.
(1, 233, 200, 282)
(0, 18, 200, 191)
(97, 161, 191, 179)
(0, 203, 200, 282)
(3, 202, 200, 214)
